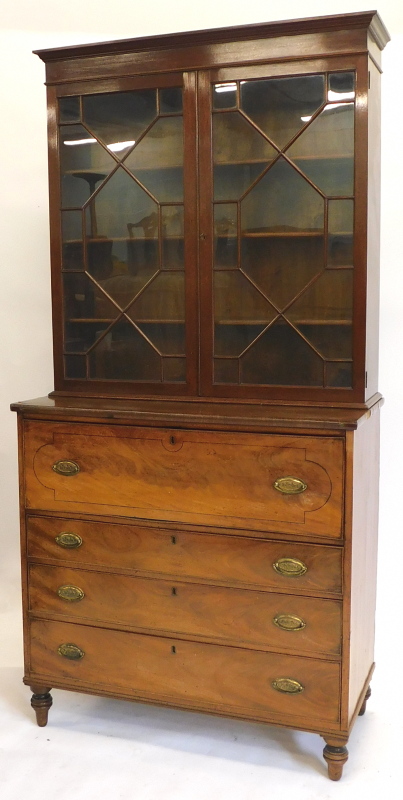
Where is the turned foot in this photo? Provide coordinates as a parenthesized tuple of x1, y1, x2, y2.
(358, 685, 372, 716)
(323, 738, 349, 781)
(30, 685, 53, 727)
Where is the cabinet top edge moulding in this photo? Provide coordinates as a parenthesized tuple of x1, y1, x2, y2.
(35, 11, 389, 406)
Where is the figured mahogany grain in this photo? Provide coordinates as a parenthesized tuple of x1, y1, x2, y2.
(29, 564, 342, 656)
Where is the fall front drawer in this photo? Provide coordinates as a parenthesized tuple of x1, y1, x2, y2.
(27, 516, 343, 596)
(23, 420, 344, 537)
(28, 564, 342, 656)
(29, 619, 340, 726)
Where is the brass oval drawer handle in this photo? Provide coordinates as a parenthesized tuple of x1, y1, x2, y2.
(57, 585, 85, 602)
(273, 557, 308, 578)
(58, 643, 85, 660)
(52, 460, 80, 476)
(55, 532, 83, 549)
(274, 476, 307, 495)
(272, 678, 304, 694)
(273, 613, 306, 632)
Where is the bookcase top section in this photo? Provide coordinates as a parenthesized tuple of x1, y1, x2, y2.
(34, 11, 390, 63)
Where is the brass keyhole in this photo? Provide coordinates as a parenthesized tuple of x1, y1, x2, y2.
(170, 435, 175, 445)
(172, 587, 177, 596)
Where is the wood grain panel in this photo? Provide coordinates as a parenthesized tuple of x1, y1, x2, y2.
(24, 421, 344, 537)
(29, 619, 340, 724)
(27, 516, 343, 595)
(29, 565, 342, 656)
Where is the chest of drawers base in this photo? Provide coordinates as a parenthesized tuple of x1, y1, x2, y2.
(13, 398, 381, 781)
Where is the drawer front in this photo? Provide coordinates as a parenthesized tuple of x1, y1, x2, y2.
(29, 619, 340, 725)
(24, 421, 343, 538)
(29, 564, 342, 656)
(27, 516, 343, 596)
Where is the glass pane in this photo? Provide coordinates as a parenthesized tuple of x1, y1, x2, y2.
(88, 321, 161, 381)
(59, 96, 80, 123)
(64, 354, 87, 379)
(62, 210, 84, 270)
(85, 168, 159, 285)
(63, 273, 120, 353)
(162, 206, 184, 269)
(326, 361, 353, 388)
(240, 320, 324, 386)
(240, 75, 325, 148)
(329, 72, 355, 96)
(213, 112, 276, 201)
(213, 82, 237, 109)
(286, 104, 354, 196)
(60, 124, 115, 208)
(127, 272, 185, 322)
(125, 116, 184, 202)
(163, 357, 186, 382)
(214, 358, 239, 383)
(137, 323, 185, 355)
(214, 271, 277, 324)
(328, 199, 354, 267)
(241, 158, 324, 234)
(159, 87, 183, 114)
(215, 323, 267, 357)
(285, 270, 353, 359)
(242, 235, 323, 310)
(82, 90, 157, 158)
(214, 204, 237, 268)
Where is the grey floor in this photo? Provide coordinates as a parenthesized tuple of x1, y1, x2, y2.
(0, 573, 400, 800)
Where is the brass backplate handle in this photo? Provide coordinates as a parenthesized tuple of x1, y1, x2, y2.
(272, 678, 304, 694)
(52, 460, 80, 476)
(273, 613, 306, 632)
(273, 557, 308, 578)
(58, 643, 85, 660)
(274, 476, 307, 495)
(57, 585, 85, 602)
(55, 532, 83, 549)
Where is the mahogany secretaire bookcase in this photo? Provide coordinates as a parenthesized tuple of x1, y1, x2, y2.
(11, 11, 389, 780)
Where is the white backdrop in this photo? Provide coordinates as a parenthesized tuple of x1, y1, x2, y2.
(0, 1, 402, 795)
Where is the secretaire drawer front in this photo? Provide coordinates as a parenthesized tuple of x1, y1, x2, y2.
(29, 619, 340, 725)
(24, 421, 343, 537)
(27, 517, 343, 595)
(28, 565, 342, 656)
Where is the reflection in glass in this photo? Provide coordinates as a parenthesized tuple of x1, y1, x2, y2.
(215, 324, 267, 357)
(328, 199, 354, 267)
(214, 358, 239, 383)
(59, 96, 80, 123)
(65, 354, 87, 379)
(329, 72, 355, 96)
(163, 357, 186, 382)
(242, 235, 323, 310)
(125, 116, 184, 202)
(60, 124, 115, 209)
(88, 322, 161, 381)
(83, 90, 157, 157)
(240, 75, 325, 148)
(285, 270, 353, 359)
(214, 271, 277, 324)
(62, 210, 84, 270)
(213, 112, 276, 201)
(213, 82, 237, 110)
(326, 361, 353, 388)
(240, 320, 323, 386)
(136, 323, 185, 355)
(162, 205, 184, 269)
(63, 272, 120, 353)
(214, 204, 237, 268)
(241, 158, 324, 234)
(127, 272, 185, 322)
(159, 87, 183, 114)
(287, 104, 354, 196)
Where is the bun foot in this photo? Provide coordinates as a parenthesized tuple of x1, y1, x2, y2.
(359, 685, 372, 716)
(30, 685, 53, 727)
(323, 739, 348, 781)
